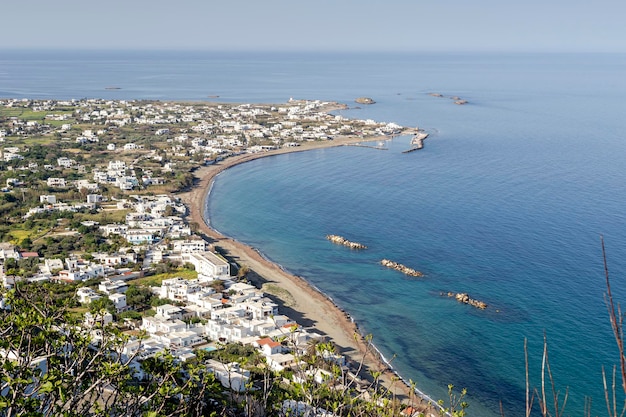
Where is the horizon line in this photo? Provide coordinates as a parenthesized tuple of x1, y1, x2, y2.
(1, 46, 625, 55)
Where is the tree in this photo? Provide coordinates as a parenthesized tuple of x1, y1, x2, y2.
(0, 282, 226, 416)
(125, 285, 154, 309)
(88, 296, 116, 315)
(20, 237, 32, 251)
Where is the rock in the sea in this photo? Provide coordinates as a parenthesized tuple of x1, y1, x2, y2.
(326, 235, 367, 249)
(380, 259, 423, 277)
(355, 97, 376, 105)
(445, 292, 487, 309)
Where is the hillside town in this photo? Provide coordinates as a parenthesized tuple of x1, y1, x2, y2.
(0, 98, 433, 416)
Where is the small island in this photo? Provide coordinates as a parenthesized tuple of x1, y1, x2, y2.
(326, 234, 367, 249)
(445, 292, 488, 309)
(355, 97, 376, 105)
(380, 259, 423, 277)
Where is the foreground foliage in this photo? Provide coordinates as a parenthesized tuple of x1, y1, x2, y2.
(0, 283, 226, 417)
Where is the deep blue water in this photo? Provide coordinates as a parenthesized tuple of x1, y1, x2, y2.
(3, 50, 626, 417)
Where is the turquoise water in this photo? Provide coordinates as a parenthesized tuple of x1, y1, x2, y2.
(3, 50, 626, 416)
(204, 54, 626, 416)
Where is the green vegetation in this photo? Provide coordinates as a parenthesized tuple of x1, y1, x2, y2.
(127, 268, 198, 287)
(262, 283, 296, 307)
(0, 283, 226, 417)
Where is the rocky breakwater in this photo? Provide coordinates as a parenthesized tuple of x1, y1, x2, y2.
(326, 235, 367, 249)
(380, 259, 423, 277)
(403, 130, 430, 153)
(446, 292, 487, 309)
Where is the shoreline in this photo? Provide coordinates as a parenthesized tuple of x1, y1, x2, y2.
(177, 135, 439, 413)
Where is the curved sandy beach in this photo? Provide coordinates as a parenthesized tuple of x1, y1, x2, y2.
(177, 136, 437, 413)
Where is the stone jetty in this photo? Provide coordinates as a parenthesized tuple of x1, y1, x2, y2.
(326, 235, 367, 249)
(380, 259, 423, 277)
(445, 292, 488, 309)
(402, 131, 429, 153)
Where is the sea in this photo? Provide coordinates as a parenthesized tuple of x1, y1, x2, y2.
(2, 49, 626, 417)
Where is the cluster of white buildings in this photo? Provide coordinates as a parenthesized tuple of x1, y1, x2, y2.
(24, 194, 103, 218)
(97, 194, 190, 246)
(0, 97, 396, 401)
(128, 277, 328, 390)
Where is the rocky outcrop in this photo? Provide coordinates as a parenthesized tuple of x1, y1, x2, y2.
(326, 235, 367, 249)
(380, 259, 423, 277)
(429, 93, 468, 105)
(445, 292, 487, 309)
(355, 97, 376, 105)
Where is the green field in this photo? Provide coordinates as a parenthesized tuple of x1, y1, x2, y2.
(127, 269, 198, 287)
(1, 106, 74, 119)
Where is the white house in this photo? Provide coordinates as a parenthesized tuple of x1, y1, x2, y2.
(155, 304, 184, 320)
(84, 311, 113, 327)
(47, 178, 66, 188)
(172, 238, 207, 253)
(141, 316, 186, 335)
(125, 229, 154, 245)
(205, 360, 250, 392)
(41, 258, 64, 274)
(108, 160, 126, 171)
(99, 224, 128, 237)
(159, 331, 202, 349)
(77, 287, 102, 304)
(109, 293, 127, 312)
(74, 180, 99, 192)
(159, 277, 203, 302)
(86, 194, 104, 204)
(182, 251, 230, 280)
(57, 157, 74, 168)
(254, 337, 282, 356)
(266, 353, 297, 372)
(92, 252, 136, 266)
(98, 279, 128, 295)
(39, 195, 56, 204)
(245, 298, 279, 320)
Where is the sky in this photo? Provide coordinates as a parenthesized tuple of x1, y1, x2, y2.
(3, 0, 626, 53)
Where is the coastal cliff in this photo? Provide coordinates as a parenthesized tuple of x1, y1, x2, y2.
(380, 259, 423, 277)
(326, 234, 367, 249)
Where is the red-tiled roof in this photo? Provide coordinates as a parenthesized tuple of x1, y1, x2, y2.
(257, 338, 281, 348)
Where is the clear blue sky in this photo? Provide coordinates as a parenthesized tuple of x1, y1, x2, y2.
(4, 0, 625, 52)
